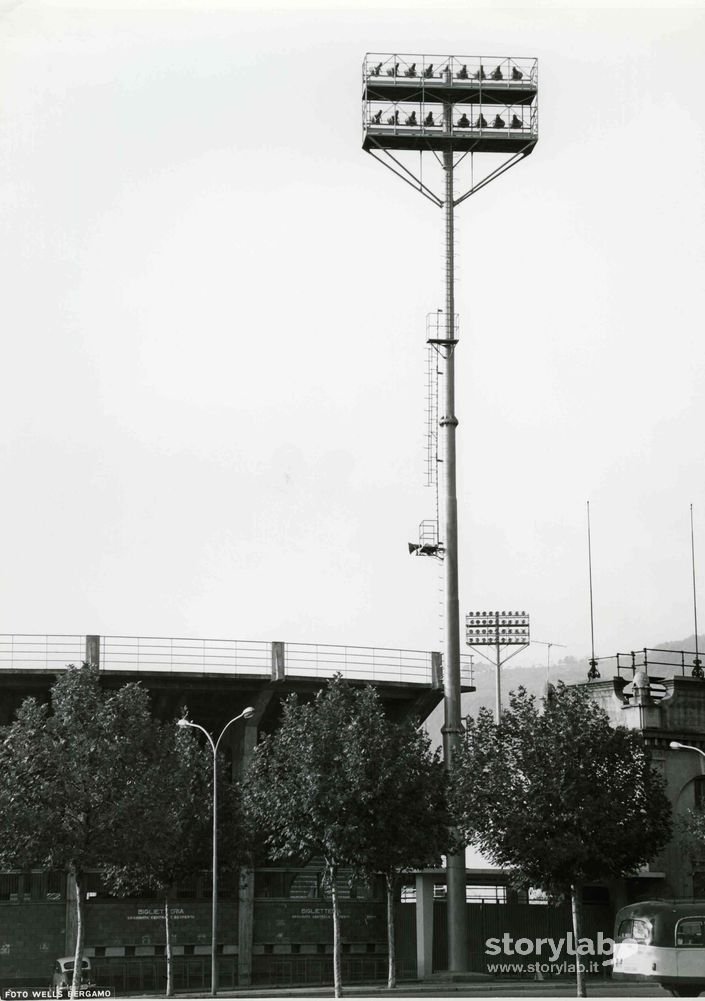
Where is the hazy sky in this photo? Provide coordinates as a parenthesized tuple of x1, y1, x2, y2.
(2, 1, 704, 669)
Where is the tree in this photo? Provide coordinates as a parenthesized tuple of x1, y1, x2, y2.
(103, 723, 246, 997)
(244, 676, 393, 998)
(676, 807, 705, 890)
(450, 683, 672, 997)
(0, 665, 164, 999)
(352, 716, 451, 989)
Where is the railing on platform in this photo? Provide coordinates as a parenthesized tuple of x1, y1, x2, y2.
(0, 634, 85, 671)
(595, 647, 705, 680)
(100, 635, 272, 675)
(284, 642, 429, 683)
(0, 634, 474, 689)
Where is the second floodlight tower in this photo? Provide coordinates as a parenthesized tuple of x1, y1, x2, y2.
(362, 53, 538, 972)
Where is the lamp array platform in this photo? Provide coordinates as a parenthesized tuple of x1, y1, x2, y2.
(363, 54, 538, 158)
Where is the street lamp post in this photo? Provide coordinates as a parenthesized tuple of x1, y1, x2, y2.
(177, 706, 255, 996)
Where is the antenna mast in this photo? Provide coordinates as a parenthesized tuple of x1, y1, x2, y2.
(587, 501, 600, 680)
(691, 504, 702, 675)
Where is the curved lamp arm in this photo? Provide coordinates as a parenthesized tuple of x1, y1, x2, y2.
(670, 741, 705, 759)
(177, 705, 255, 753)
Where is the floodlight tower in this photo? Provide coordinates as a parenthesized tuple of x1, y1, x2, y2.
(362, 53, 538, 972)
(466, 610, 531, 723)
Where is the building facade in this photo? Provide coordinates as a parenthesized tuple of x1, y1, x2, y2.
(582, 650, 705, 905)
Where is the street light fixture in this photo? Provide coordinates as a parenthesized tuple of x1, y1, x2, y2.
(177, 706, 255, 996)
(670, 741, 705, 758)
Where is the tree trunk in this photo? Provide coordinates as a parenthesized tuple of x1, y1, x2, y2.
(386, 872, 396, 990)
(164, 890, 173, 998)
(330, 865, 342, 998)
(571, 882, 587, 998)
(70, 867, 85, 1001)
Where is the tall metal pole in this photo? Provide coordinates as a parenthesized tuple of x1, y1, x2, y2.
(440, 112, 468, 969)
(495, 612, 502, 724)
(363, 53, 538, 975)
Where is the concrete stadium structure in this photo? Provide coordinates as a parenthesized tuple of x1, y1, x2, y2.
(4, 636, 705, 992)
(0, 632, 473, 991)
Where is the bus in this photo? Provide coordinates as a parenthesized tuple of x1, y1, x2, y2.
(614, 900, 705, 997)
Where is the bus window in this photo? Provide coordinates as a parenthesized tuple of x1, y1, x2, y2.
(617, 918, 651, 944)
(676, 918, 705, 947)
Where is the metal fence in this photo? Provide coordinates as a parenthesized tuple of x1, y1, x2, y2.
(595, 647, 704, 679)
(100, 635, 271, 675)
(0, 634, 473, 689)
(0, 634, 85, 670)
(283, 642, 432, 684)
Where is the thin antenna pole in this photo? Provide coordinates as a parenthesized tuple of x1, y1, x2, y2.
(495, 612, 502, 724)
(691, 504, 701, 672)
(587, 501, 599, 680)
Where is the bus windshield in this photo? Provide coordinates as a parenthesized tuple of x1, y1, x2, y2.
(617, 918, 651, 944)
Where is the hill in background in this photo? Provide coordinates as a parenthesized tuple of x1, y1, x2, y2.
(466, 632, 704, 713)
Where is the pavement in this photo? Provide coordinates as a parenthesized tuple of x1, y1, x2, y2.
(153, 978, 670, 999)
(1, 978, 671, 1001)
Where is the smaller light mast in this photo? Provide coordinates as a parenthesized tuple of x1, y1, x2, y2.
(466, 611, 530, 722)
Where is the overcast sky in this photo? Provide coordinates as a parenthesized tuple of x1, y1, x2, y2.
(1, 1, 704, 670)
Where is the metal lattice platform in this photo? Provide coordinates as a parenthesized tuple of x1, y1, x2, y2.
(362, 52, 538, 159)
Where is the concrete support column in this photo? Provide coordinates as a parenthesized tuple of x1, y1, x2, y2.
(237, 689, 273, 987)
(85, 635, 100, 668)
(415, 873, 435, 979)
(431, 652, 443, 689)
(237, 864, 255, 987)
(271, 641, 285, 681)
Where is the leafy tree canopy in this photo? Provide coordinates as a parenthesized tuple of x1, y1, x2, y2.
(244, 675, 456, 995)
(676, 806, 705, 872)
(353, 714, 451, 878)
(0, 664, 182, 999)
(0, 664, 161, 876)
(244, 676, 390, 871)
(102, 722, 245, 898)
(451, 683, 672, 898)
